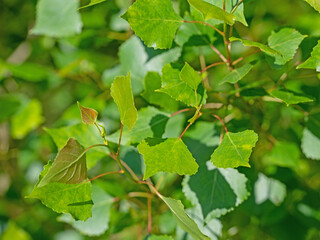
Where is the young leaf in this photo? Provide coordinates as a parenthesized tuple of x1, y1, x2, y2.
(111, 73, 138, 130)
(161, 196, 210, 240)
(137, 138, 199, 179)
(158, 64, 207, 107)
(229, 37, 279, 56)
(30, 0, 82, 37)
(297, 40, 320, 72)
(305, 0, 320, 13)
(301, 128, 320, 160)
(38, 138, 87, 187)
(141, 72, 179, 111)
(268, 28, 307, 65)
(210, 130, 258, 168)
(219, 63, 254, 85)
(269, 89, 314, 106)
(79, 0, 107, 9)
(27, 181, 92, 221)
(77, 102, 98, 125)
(149, 235, 174, 240)
(179, 62, 202, 90)
(188, 0, 236, 25)
(58, 185, 114, 236)
(254, 173, 286, 206)
(121, 0, 183, 49)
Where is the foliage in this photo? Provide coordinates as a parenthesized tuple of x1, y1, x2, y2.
(1, 0, 320, 239)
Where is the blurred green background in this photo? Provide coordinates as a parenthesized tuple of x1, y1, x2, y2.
(0, 0, 320, 239)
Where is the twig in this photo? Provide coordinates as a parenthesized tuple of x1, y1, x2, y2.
(183, 20, 224, 36)
(89, 170, 124, 181)
(209, 44, 228, 63)
(212, 114, 228, 133)
(233, 50, 261, 65)
(170, 108, 192, 117)
(200, 61, 225, 73)
(116, 123, 123, 157)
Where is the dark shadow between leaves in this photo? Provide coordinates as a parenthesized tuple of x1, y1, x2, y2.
(149, 114, 169, 138)
(67, 200, 93, 206)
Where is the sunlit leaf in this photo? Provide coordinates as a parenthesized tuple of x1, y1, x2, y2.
(220, 63, 254, 84)
(297, 40, 320, 72)
(305, 0, 320, 13)
(269, 89, 314, 106)
(77, 102, 98, 125)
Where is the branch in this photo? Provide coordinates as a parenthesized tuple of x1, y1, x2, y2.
(212, 114, 228, 133)
(89, 170, 124, 181)
(200, 61, 225, 73)
(209, 44, 228, 63)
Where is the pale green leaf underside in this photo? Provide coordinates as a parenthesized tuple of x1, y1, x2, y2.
(180, 62, 202, 90)
(27, 181, 92, 221)
(220, 63, 254, 84)
(297, 40, 320, 72)
(137, 138, 199, 179)
(305, 0, 320, 12)
(269, 89, 314, 106)
(38, 138, 87, 188)
(301, 128, 320, 160)
(121, 0, 182, 49)
(161, 196, 210, 240)
(111, 73, 138, 130)
(30, 0, 82, 37)
(229, 37, 279, 56)
(79, 0, 107, 9)
(210, 130, 258, 168)
(267, 28, 307, 65)
(188, 0, 236, 25)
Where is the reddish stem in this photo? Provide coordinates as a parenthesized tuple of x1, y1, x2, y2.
(200, 61, 225, 73)
(209, 44, 228, 63)
(212, 114, 228, 133)
(178, 122, 193, 139)
(233, 50, 261, 65)
(183, 20, 224, 36)
(138, 181, 163, 199)
(147, 195, 152, 234)
(89, 170, 124, 181)
(170, 108, 192, 117)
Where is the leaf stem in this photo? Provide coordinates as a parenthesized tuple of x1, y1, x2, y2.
(147, 194, 152, 234)
(209, 44, 228, 63)
(170, 108, 192, 117)
(212, 114, 228, 133)
(116, 123, 123, 157)
(89, 170, 124, 181)
(138, 181, 163, 199)
(183, 20, 224, 36)
(200, 61, 225, 73)
(233, 50, 261, 65)
(231, 0, 243, 14)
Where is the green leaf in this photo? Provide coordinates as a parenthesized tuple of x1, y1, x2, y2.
(263, 141, 300, 169)
(158, 64, 207, 107)
(219, 63, 254, 85)
(137, 138, 199, 179)
(1, 221, 32, 240)
(106, 106, 170, 145)
(267, 28, 307, 65)
(121, 0, 183, 49)
(0, 95, 21, 123)
(27, 181, 92, 221)
(161, 196, 209, 240)
(149, 235, 174, 240)
(210, 130, 258, 168)
(58, 185, 113, 236)
(141, 72, 179, 111)
(37, 138, 87, 188)
(302, 128, 320, 160)
(229, 36, 279, 56)
(79, 0, 107, 9)
(111, 73, 138, 130)
(297, 40, 320, 72)
(77, 102, 98, 125)
(306, 112, 320, 139)
(269, 89, 314, 106)
(188, 0, 236, 25)
(11, 99, 44, 139)
(180, 62, 202, 90)
(30, 0, 82, 37)
(254, 173, 286, 206)
(305, 0, 320, 13)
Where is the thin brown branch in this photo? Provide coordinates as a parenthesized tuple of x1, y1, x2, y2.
(209, 44, 228, 63)
(233, 50, 261, 65)
(89, 170, 124, 181)
(231, 0, 243, 14)
(170, 108, 192, 117)
(200, 61, 225, 73)
(212, 114, 228, 133)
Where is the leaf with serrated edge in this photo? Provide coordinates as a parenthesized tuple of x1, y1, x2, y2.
(210, 130, 258, 168)
(188, 0, 236, 25)
(77, 102, 98, 125)
(268, 28, 307, 65)
(269, 89, 314, 106)
(180, 62, 202, 90)
(305, 0, 320, 12)
(38, 138, 87, 187)
(137, 138, 199, 179)
(111, 73, 138, 130)
(229, 37, 279, 56)
(121, 0, 182, 49)
(220, 63, 254, 85)
(297, 40, 320, 72)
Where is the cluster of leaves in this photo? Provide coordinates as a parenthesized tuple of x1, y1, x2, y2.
(1, 0, 320, 239)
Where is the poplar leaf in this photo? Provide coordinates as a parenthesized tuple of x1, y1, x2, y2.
(77, 102, 98, 125)
(30, 0, 82, 37)
(38, 138, 87, 187)
(220, 63, 254, 84)
(210, 130, 258, 168)
(268, 28, 307, 65)
(297, 40, 320, 72)
(229, 37, 279, 56)
(269, 89, 314, 106)
(111, 73, 138, 130)
(305, 0, 320, 12)
(302, 128, 320, 160)
(137, 138, 199, 179)
(188, 0, 236, 25)
(79, 0, 107, 9)
(179, 62, 202, 90)
(161, 197, 209, 240)
(121, 0, 183, 49)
